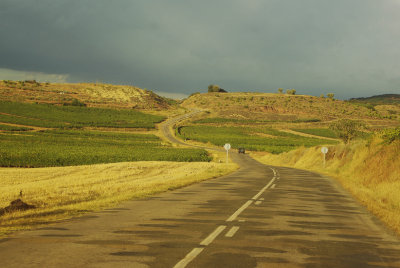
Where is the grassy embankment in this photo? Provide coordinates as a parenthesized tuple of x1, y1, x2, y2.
(0, 161, 238, 237)
(252, 134, 400, 235)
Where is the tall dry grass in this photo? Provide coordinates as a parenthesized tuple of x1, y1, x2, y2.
(0, 161, 238, 237)
(252, 137, 400, 235)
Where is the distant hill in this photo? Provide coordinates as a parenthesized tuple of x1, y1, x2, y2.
(0, 80, 177, 110)
(349, 94, 400, 105)
(182, 92, 398, 121)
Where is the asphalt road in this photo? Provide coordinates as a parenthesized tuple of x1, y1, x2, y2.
(1, 112, 400, 267)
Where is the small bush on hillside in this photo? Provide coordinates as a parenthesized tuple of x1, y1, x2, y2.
(278, 88, 283, 94)
(208, 84, 227, 93)
(286, 89, 296, 95)
(365, 103, 376, 111)
(327, 93, 335, 100)
(320, 94, 325, 98)
(63, 99, 87, 107)
(381, 127, 400, 144)
(329, 119, 366, 144)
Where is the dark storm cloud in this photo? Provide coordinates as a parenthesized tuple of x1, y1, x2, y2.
(0, 0, 399, 99)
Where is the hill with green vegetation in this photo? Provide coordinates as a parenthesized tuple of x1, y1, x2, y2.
(347, 94, 400, 120)
(176, 91, 400, 154)
(349, 94, 400, 105)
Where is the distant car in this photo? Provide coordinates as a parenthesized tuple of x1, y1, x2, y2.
(238, 148, 245, 154)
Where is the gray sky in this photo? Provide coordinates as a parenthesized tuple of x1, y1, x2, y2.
(1, 0, 399, 99)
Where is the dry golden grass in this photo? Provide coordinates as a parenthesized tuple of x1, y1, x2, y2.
(0, 80, 177, 112)
(182, 92, 398, 122)
(252, 138, 400, 236)
(0, 161, 238, 237)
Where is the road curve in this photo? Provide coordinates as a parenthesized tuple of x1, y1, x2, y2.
(1, 112, 400, 267)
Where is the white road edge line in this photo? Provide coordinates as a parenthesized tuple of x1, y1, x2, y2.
(200, 225, 227, 246)
(173, 247, 204, 268)
(225, 226, 240, 237)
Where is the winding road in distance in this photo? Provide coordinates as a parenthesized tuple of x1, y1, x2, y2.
(1, 111, 400, 267)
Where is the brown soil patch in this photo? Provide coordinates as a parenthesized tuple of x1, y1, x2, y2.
(0, 199, 36, 216)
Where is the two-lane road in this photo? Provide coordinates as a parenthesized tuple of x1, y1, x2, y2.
(1, 112, 400, 267)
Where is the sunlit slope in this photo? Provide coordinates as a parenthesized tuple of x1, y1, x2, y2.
(182, 92, 395, 122)
(0, 80, 176, 110)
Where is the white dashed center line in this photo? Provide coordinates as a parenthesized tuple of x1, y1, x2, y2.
(173, 168, 278, 268)
(200, 225, 226, 246)
(173, 248, 204, 268)
(226, 200, 253, 222)
(225, 226, 240, 237)
(251, 177, 275, 201)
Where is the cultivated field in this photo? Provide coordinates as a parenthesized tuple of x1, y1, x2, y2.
(177, 124, 337, 153)
(0, 130, 211, 167)
(0, 101, 165, 129)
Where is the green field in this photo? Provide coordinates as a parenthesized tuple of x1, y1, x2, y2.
(291, 128, 339, 138)
(0, 123, 32, 131)
(193, 117, 321, 124)
(0, 130, 211, 167)
(0, 101, 165, 129)
(177, 125, 336, 153)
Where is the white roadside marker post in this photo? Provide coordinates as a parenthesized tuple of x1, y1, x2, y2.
(224, 143, 231, 164)
(321, 147, 328, 168)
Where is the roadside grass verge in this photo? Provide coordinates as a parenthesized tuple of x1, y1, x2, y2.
(177, 125, 337, 153)
(0, 101, 165, 128)
(0, 130, 211, 167)
(252, 137, 400, 236)
(0, 161, 239, 237)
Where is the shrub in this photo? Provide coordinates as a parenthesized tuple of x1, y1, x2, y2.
(208, 84, 227, 93)
(381, 127, 400, 144)
(286, 89, 296, 95)
(278, 88, 283, 94)
(64, 99, 87, 107)
(329, 119, 366, 144)
(327, 93, 335, 100)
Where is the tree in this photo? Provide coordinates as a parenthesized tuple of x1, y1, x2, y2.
(327, 93, 335, 100)
(278, 88, 283, 94)
(208, 84, 226, 93)
(329, 119, 366, 144)
(320, 94, 325, 98)
(286, 89, 296, 95)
